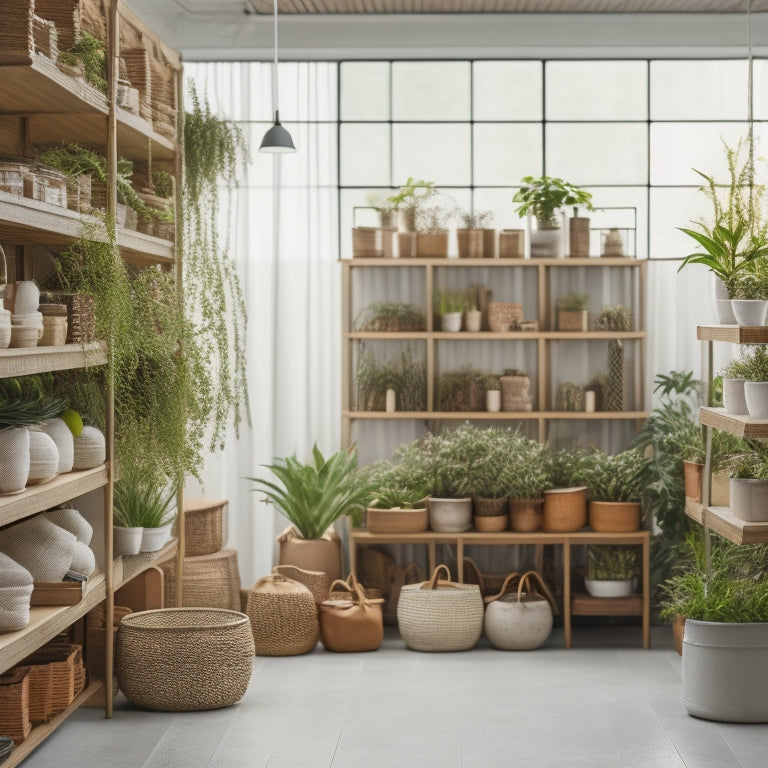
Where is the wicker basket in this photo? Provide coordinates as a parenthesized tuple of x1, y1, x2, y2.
(182, 498, 227, 557)
(397, 564, 484, 652)
(352, 227, 382, 258)
(40, 315, 68, 346)
(365, 506, 428, 534)
(121, 47, 152, 121)
(472, 496, 508, 518)
(488, 302, 522, 332)
(115, 608, 254, 711)
(271, 564, 331, 605)
(500, 374, 533, 412)
(161, 548, 241, 611)
(23, 643, 78, 716)
(245, 574, 319, 656)
(542, 486, 588, 532)
(23, 663, 52, 724)
(499, 229, 525, 258)
(0, 667, 31, 744)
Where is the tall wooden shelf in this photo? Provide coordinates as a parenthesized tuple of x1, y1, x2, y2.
(0, 0, 183, 758)
(341, 255, 647, 449)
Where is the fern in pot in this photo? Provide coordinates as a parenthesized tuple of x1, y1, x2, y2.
(249, 444, 371, 581)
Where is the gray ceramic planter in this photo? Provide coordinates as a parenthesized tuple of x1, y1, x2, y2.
(731, 299, 768, 327)
(729, 478, 768, 522)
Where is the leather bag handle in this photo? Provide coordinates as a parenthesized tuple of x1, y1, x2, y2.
(483, 571, 521, 605)
(517, 570, 558, 613)
(421, 563, 457, 591)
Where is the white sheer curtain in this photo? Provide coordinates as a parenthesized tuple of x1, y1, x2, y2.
(183, 62, 339, 586)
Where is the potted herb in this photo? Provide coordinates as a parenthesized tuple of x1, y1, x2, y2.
(729, 258, 768, 325)
(581, 448, 648, 532)
(437, 366, 498, 412)
(249, 444, 372, 581)
(387, 177, 437, 258)
(434, 289, 466, 332)
(585, 545, 640, 597)
(720, 442, 768, 522)
(456, 208, 494, 259)
(113, 471, 177, 554)
(513, 175, 593, 258)
(504, 431, 553, 532)
(543, 448, 590, 532)
(354, 301, 426, 333)
(556, 293, 589, 332)
(722, 345, 768, 418)
(499, 368, 533, 412)
(362, 459, 431, 533)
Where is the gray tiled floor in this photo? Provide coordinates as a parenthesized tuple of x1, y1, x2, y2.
(21, 625, 768, 768)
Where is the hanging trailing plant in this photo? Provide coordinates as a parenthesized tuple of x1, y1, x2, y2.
(183, 81, 250, 451)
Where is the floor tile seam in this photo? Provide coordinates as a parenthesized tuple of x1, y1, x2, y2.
(328, 654, 365, 767)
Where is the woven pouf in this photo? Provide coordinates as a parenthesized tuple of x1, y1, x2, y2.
(36, 418, 74, 474)
(43, 508, 93, 545)
(26, 430, 59, 485)
(0, 516, 76, 583)
(70, 542, 96, 578)
(0, 553, 33, 632)
(115, 608, 254, 711)
(160, 549, 241, 611)
(183, 498, 228, 557)
(72, 426, 105, 470)
(246, 574, 319, 656)
(0, 426, 30, 493)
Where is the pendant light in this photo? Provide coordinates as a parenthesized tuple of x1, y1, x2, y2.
(260, 0, 295, 153)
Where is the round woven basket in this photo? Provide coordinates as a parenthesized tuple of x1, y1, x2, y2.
(272, 564, 331, 605)
(245, 574, 319, 656)
(72, 426, 106, 469)
(0, 426, 30, 493)
(161, 549, 241, 611)
(542, 486, 588, 532)
(26, 429, 59, 485)
(115, 608, 254, 711)
(183, 498, 227, 557)
(36, 418, 75, 474)
(40, 316, 67, 346)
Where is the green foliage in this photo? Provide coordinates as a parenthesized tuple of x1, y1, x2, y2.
(556, 381, 585, 411)
(549, 447, 593, 489)
(387, 178, 436, 232)
(0, 376, 67, 428)
(437, 366, 498, 411)
(355, 347, 426, 412)
(457, 208, 493, 229)
(556, 293, 589, 312)
(184, 82, 250, 451)
(354, 302, 425, 332)
(722, 345, 768, 382)
(113, 469, 176, 528)
(659, 532, 768, 622)
(434, 289, 466, 316)
(593, 305, 633, 332)
(59, 31, 106, 93)
(721, 441, 768, 479)
(362, 459, 431, 509)
(587, 545, 640, 581)
(249, 445, 371, 539)
(677, 138, 768, 294)
(579, 448, 649, 503)
(513, 175, 593, 226)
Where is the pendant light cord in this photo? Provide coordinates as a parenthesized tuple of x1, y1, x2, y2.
(272, 0, 279, 121)
(747, 0, 754, 214)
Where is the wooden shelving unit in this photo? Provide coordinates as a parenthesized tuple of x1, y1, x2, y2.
(0, 0, 183, 759)
(342, 255, 647, 448)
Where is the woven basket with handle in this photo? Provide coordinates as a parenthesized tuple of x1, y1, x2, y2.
(397, 564, 484, 652)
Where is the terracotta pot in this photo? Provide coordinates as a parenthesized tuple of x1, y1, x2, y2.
(508, 498, 544, 532)
(588, 501, 641, 532)
(473, 514, 507, 532)
(683, 460, 704, 502)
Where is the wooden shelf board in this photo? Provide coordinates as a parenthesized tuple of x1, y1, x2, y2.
(1, 680, 104, 768)
(0, 466, 109, 526)
(116, 109, 177, 162)
(118, 228, 175, 266)
(685, 500, 768, 545)
(345, 332, 429, 340)
(342, 257, 644, 267)
(0, 343, 107, 377)
(699, 407, 768, 438)
(697, 325, 768, 344)
(0, 573, 106, 672)
(345, 330, 647, 341)
(344, 410, 647, 420)
(571, 592, 643, 616)
(0, 60, 107, 115)
(116, 538, 178, 589)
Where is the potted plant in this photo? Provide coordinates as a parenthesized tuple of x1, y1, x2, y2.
(722, 344, 768, 418)
(499, 368, 533, 412)
(463, 290, 482, 333)
(659, 534, 768, 721)
(556, 293, 589, 332)
(720, 442, 768, 522)
(543, 448, 590, 532)
(249, 444, 371, 581)
(354, 301, 426, 333)
(437, 366, 498, 412)
(728, 258, 768, 326)
(387, 177, 437, 258)
(113, 471, 177, 554)
(505, 432, 553, 532)
(434, 289, 465, 332)
(456, 208, 494, 259)
(362, 459, 431, 533)
(594, 305, 633, 412)
(355, 347, 426, 413)
(677, 138, 768, 324)
(512, 175, 593, 258)
(585, 545, 640, 597)
(581, 448, 648, 532)
(415, 201, 452, 258)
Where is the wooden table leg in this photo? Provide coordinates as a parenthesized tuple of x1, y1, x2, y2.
(642, 533, 651, 649)
(563, 540, 572, 649)
(457, 539, 464, 581)
(349, 532, 357, 576)
(428, 541, 436, 576)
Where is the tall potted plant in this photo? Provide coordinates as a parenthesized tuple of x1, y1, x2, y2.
(249, 444, 372, 581)
(512, 175, 593, 258)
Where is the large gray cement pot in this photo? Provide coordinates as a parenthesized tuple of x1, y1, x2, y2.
(682, 619, 768, 722)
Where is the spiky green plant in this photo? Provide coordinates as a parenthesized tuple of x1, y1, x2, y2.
(580, 448, 648, 504)
(0, 377, 67, 428)
(113, 470, 176, 528)
(587, 546, 640, 581)
(249, 445, 371, 539)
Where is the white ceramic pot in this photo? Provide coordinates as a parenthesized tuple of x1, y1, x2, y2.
(485, 389, 501, 412)
(714, 299, 738, 325)
(114, 526, 143, 556)
(731, 299, 768, 327)
(26, 429, 59, 485)
(682, 619, 768, 723)
(464, 309, 482, 332)
(428, 497, 472, 532)
(13, 280, 39, 315)
(723, 378, 748, 415)
(530, 227, 561, 258)
(0, 427, 30, 494)
(36, 417, 74, 473)
(140, 522, 173, 552)
(484, 595, 553, 650)
(713, 275, 730, 302)
(744, 381, 768, 418)
(584, 578, 633, 598)
(441, 312, 462, 332)
(729, 478, 768, 522)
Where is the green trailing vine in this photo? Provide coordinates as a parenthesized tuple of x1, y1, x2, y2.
(59, 31, 107, 93)
(183, 81, 250, 450)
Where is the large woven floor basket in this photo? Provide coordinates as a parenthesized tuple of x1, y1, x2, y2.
(397, 565, 484, 652)
(115, 608, 254, 712)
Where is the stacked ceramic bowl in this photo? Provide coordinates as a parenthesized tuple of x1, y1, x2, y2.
(10, 280, 42, 348)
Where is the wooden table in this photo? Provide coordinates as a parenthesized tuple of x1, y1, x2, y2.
(348, 528, 651, 648)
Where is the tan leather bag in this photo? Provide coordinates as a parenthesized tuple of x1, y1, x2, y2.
(319, 577, 384, 653)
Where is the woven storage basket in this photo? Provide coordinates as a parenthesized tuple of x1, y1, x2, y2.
(183, 498, 227, 557)
(542, 486, 588, 532)
(0, 515, 76, 583)
(0, 426, 30, 493)
(35, 418, 74, 474)
(161, 548, 241, 611)
(352, 227, 381, 258)
(59, 293, 95, 343)
(40, 315, 67, 346)
(26, 429, 59, 485)
(72, 425, 105, 469)
(23, 644, 78, 716)
(488, 302, 522, 332)
(23, 663, 52, 724)
(397, 564, 484, 652)
(0, 667, 31, 744)
(115, 608, 254, 711)
(42, 507, 92, 545)
(271, 564, 331, 605)
(245, 574, 319, 656)
(500, 374, 533, 412)
(0, 553, 33, 632)
(356, 547, 396, 597)
(499, 229, 525, 258)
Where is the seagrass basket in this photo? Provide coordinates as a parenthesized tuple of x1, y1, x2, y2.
(115, 608, 254, 711)
(542, 486, 588, 532)
(182, 498, 228, 557)
(161, 548, 241, 611)
(23, 663, 52, 724)
(488, 302, 522, 332)
(0, 667, 31, 744)
(245, 574, 319, 656)
(272, 564, 331, 605)
(23, 643, 78, 716)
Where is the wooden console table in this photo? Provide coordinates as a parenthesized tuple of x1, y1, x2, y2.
(348, 529, 651, 649)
